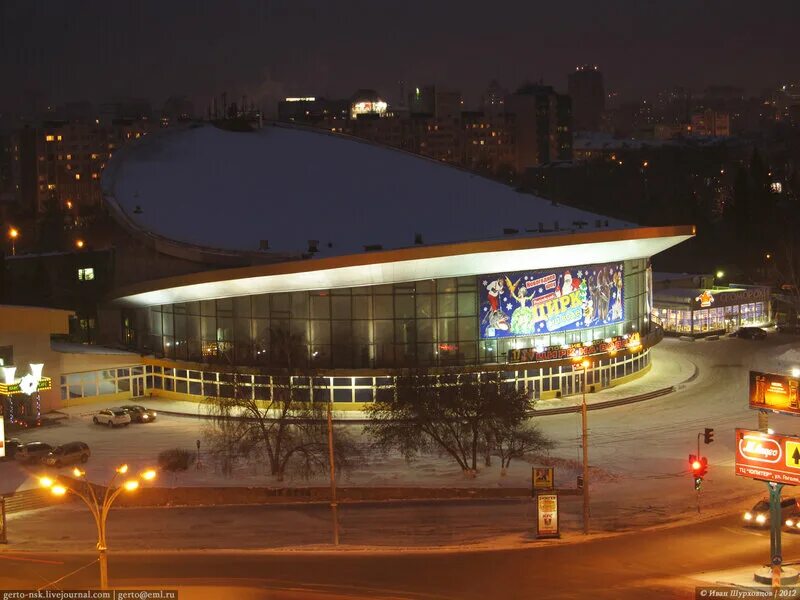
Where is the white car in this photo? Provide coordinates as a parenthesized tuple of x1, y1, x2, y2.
(93, 408, 132, 427)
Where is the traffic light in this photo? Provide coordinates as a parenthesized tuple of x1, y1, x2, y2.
(690, 455, 708, 489)
(704, 428, 715, 444)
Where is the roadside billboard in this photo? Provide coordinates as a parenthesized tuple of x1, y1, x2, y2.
(735, 429, 800, 486)
(749, 371, 800, 416)
(536, 493, 560, 538)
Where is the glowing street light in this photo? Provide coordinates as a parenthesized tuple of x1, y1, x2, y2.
(792, 368, 800, 379)
(39, 464, 157, 589)
(716, 270, 725, 279)
(8, 227, 18, 256)
(75, 239, 85, 249)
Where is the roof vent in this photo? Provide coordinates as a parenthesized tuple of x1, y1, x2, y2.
(308, 240, 319, 254)
(133, 205, 143, 214)
(414, 233, 424, 245)
(364, 244, 383, 252)
(259, 239, 270, 251)
(572, 220, 588, 229)
(538, 222, 544, 232)
(554, 221, 560, 231)
(503, 228, 519, 235)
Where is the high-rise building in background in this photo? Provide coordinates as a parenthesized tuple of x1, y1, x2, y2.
(505, 84, 572, 172)
(568, 65, 605, 132)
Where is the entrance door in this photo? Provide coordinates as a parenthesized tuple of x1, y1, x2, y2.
(132, 376, 145, 398)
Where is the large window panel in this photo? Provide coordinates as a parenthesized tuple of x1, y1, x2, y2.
(310, 294, 330, 319)
(331, 296, 351, 319)
(437, 293, 456, 317)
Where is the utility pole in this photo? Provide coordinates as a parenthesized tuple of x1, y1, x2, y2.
(577, 359, 590, 535)
(327, 401, 340, 545)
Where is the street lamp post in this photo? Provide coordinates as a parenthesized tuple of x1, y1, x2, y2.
(573, 357, 591, 535)
(40, 465, 156, 589)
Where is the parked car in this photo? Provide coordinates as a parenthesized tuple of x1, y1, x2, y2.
(2, 438, 22, 460)
(120, 405, 157, 423)
(42, 441, 90, 467)
(744, 497, 800, 528)
(734, 326, 768, 340)
(14, 441, 54, 463)
(92, 408, 132, 427)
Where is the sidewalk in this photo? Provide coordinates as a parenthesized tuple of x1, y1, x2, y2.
(53, 340, 698, 422)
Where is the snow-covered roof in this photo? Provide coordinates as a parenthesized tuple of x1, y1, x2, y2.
(102, 123, 635, 257)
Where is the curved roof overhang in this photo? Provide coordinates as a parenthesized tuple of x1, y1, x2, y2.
(111, 225, 694, 308)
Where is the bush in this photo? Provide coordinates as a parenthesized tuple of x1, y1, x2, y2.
(158, 448, 196, 473)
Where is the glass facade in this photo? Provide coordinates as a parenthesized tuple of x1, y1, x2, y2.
(131, 258, 650, 370)
(653, 301, 767, 335)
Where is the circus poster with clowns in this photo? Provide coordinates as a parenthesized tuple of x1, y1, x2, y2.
(479, 262, 625, 339)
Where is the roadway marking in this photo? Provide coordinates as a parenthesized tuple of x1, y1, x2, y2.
(0, 554, 64, 564)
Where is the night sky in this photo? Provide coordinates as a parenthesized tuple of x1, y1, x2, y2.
(1, 0, 798, 114)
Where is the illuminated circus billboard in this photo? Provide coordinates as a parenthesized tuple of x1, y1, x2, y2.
(480, 262, 624, 339)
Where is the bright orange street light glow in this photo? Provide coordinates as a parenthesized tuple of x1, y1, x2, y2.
(123, 480, 139, 492)
(8, 227, 19, 240)
(117, 464, 129, 474)
(581, 360, 590, 369)
(73, 467, 85, 477)
(141, 469, 157, 481)
(39, 476, 54, 488)
(75, 239, 85, 249)
(51, 485, 67, 496)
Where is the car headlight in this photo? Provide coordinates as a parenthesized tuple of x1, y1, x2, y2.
(756, 514, 767, 524)
(744, 512, 753, 520)
(152, 412, 157, 417)
(142, 414, 149, 419)
(787, 519, 795, 527)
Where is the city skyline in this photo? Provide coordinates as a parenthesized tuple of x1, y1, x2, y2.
(1, 0, 798, 115)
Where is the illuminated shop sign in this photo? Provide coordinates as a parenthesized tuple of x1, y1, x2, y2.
(695, 291, 714, 308)
(480, 262, 624, 339)
(507, 333, 640, 364)
(350, 100, 388, 119)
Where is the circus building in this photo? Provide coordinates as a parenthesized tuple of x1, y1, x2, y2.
(52, 122, 695, 411)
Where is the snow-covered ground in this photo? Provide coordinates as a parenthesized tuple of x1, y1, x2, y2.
(3, 333, 799, 534)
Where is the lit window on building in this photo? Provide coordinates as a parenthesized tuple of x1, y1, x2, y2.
(75, 173, 80, 180)
(47, 183, 56, 190)
(45, 135, 55, 142)
(77, 268, 95, 281)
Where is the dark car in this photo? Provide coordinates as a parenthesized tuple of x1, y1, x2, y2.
(734, 326, 768, 340)
(744, 497, 800, 528)
(42, 441, 90, 467)
(14, 441, 54, 464)
(2, 438, 22, 460)
(120, 404, 158, 423)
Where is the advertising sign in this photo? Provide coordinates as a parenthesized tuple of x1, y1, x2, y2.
(480, 262, 624, 339)
(536, 493, 560, 538)
(532, 467, 555, 492)
(735, 429, 800, 486)
(749, 371, 800, 416)
(507, 333, 640, 364)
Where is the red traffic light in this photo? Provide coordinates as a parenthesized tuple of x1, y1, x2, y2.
(689, 455, 708, 477)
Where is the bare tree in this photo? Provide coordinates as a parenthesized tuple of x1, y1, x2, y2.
(203, 326, 359, 481)
(491, 421, 553, 476)
(366, 371, 530, 476)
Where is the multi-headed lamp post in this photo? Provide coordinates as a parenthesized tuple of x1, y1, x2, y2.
(40, 464, 157, 589)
